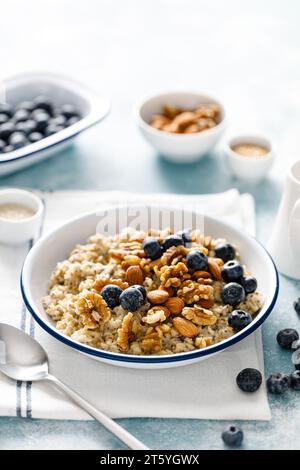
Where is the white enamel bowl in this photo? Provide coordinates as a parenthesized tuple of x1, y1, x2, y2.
(21, 206, 278, 369)
(137, 92, 226, 163)
(0, 73, 110, 176)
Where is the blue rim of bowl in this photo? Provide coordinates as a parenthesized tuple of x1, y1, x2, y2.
(20, 251, 279, 364)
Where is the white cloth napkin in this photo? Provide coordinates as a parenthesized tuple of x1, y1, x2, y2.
(0, 189, 271, 421)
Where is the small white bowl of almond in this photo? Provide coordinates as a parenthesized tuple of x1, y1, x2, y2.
(137, 92, 227, 163)
(0, 188, 44, 245)
(224, 135, 274, 184)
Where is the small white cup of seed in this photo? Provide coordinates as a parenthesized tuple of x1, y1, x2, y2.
(0, 188, 44, 245)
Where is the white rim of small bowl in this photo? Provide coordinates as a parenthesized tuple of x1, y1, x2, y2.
(21, 206, 279, 365)
(136, 91, 227, 140)
(0, 188, 44, 224)
(225, 135, 274, 162)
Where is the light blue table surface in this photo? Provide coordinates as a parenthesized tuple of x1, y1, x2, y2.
(0, 0, 300, 450)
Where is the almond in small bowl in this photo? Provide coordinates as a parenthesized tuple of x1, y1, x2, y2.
(137, 92, 226, 163)
(224, 135, 274, 184)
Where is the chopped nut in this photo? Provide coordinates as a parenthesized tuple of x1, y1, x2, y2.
(126, 265, 144, 285)
(165, 297, 185, 314)
(117, 312, 134, 352)
(76, 292, 110, 326)
(93, 277, 129, 291)
(182, 305, 217, 326)
(195, 336, 213, 348)
(177, 280, 214, 304)
(142, 306, 170, 324)
(147, 289, 169, 304)
(141, 327, 162, 353)
(207, 258, 222, 281)
(172, 317, 198, 338)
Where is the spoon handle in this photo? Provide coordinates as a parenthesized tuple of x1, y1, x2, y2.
(46, 373, 149, 450)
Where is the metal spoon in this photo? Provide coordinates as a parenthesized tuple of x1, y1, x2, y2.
(0, 323, 148, 450)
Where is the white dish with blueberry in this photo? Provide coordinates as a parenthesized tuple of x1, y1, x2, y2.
(0, 72, 110, 176)
(21, 205, 279, 369)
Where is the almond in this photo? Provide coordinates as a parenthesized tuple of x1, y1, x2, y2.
(192, 270, 212, 280)
(197, 298, 215, 308)
(165, 297, 184, 315)
(147, 289, 169, 305)
(208, 258, 222, 281)
(172, 317, 198, 338)
(126, 266, 144, 285)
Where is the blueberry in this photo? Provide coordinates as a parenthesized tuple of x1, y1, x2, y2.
(120, 286, 145, 311)
(267, 373, 290, 394)
(13, 109, 30, 123)
(292, 349, 300, 370)
(8, 132, 28, 149)
(0, 114, 9, 125)
(221, 260, 244, 282)
(176, 229, 192, 245)
(0, 139, 6, 152)
(67, 115, 81, 126)
(50, 114, 67, 127)
(2, 145, 14, 153)
(33, 112, 50, 132)
(291, 339, 300, 351)
(131, 285, 147, 300)
(60, 104, 79, 119)
(221, 283, 245, 306)
(0, 103, 13, 117)
(15, 119, 37, 135)
(221, 425, 243, 447)
(215, 242, 236, 262)
(236, 368, 262, 392)
(162, 235, 184, 251)
(228, 309, 252, 330)
(44, 124, 64, 136)
(28, 132, 43, 143)
(33, 96, 53, 114)
(15, 101, 35, 113)
(0, 122, 15, 140)
(241, 275, 257, 294)
(294, 298, 300, 315)
(276, 328, 299, 349)
(186, 250, 208, 270)
(101, 284, 122, 309)
(142, 237, 162, 260)
(290, 370, 300, 390)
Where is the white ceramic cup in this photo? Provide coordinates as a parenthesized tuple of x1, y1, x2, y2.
(224, 135, 274, 184)
(0, 189, 44, 245)
(268, 160, 300, 279)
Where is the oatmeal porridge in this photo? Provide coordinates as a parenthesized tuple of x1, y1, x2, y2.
(42, 228, 264, 355)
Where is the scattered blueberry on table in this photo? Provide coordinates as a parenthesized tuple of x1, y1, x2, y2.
(290, 371, 300, 390)
(292, 349, 300, 370)
(221, 425, 244, 447)
(276, 328, 299, 349)
(266, 373, 290, 394)
(294, 298, 300, 316)
(0, 95, 82, 155)
(236, 368, 262, 392)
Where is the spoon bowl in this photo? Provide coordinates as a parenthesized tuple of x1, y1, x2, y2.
(0, 323, 49, 381)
